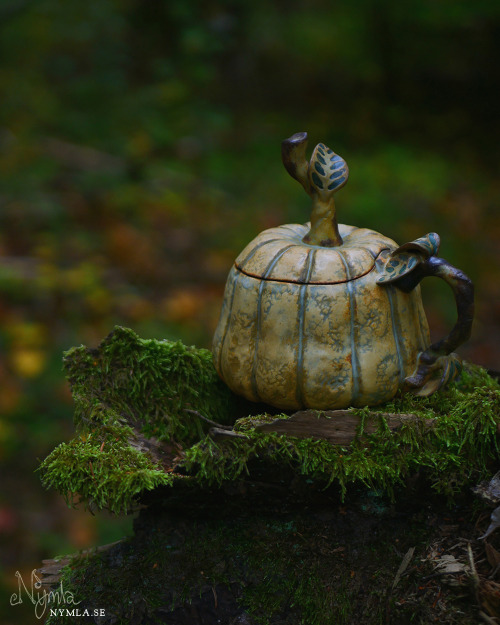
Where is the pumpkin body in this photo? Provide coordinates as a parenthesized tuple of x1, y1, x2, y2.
(212, 222, 430, 410)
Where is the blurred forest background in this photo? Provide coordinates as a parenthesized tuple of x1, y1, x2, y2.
(1, 0, 499, 621)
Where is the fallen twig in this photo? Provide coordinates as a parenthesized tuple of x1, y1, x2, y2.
(183, 409, 233, 430)
(479, 610, 500, 625)
(392, 547, 415, 590)
(386, 546, 415, 623)
(468, 542, 480, 590)
(209, 427, 248, 440)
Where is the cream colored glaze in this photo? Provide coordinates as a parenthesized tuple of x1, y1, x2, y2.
(213, 222, 431, 410)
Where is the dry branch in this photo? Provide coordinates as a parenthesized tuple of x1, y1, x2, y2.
(254, 409, 432, 445)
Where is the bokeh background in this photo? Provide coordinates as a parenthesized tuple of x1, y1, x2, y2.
(1, 1, 499, 621)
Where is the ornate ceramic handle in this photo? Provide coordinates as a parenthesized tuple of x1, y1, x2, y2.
(377, 233, 474, 395)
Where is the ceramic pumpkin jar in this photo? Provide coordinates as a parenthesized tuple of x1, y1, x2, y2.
(212, 132, 474, 410)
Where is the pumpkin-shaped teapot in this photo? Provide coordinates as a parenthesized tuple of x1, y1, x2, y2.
(213, 132, 474, 410)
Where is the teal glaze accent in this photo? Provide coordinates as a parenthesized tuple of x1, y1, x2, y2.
(295, 249, 317, 407)
(314, 161, 326, 176)
(337, 250, 361, 399)
(311, 171, 323, 189)
(377, 251, 422, 284)
(411, 233, 440, 256)
(330, 165, 345, 176)
(428, 233, 440, 253)
(327, 156, 347, 190)
(390, 232, 441, 259)
(328, 179, 345, 190)
(250, 244, 297, 401)
(386, 285, 405, 384)
(376, 232, 443, 285)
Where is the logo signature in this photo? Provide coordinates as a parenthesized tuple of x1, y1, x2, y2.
(9, 569, 94, 619)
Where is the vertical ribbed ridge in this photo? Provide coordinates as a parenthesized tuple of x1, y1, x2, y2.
(337, 251, 361, 400)
(295, 249, 316, 407)
(216, 268, 239, 377)
(237, 238, 281, 270)
(250, 244, 296, 401)
(386, 285, 405, 383)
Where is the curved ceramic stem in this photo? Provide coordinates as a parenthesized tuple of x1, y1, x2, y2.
(303, 197, 343, 247)
(282, 132, 347, 248)
(281, 132, 311, 195)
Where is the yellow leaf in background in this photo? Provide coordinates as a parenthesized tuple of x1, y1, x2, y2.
(10, 347, 47, 378)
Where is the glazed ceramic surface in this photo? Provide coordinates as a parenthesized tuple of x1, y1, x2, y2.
(213, 223, 431, 409)
(212, 133, 474, 410)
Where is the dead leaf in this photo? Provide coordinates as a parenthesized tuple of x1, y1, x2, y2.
(474, 472, 500, 506)
(479, 579, 500, 618)
(434, 554, 468, 575)
(485, 542, 500, 569)
(480, 506, 500, 540)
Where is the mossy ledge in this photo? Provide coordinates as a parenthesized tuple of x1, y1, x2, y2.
(39, 326, 500, 513)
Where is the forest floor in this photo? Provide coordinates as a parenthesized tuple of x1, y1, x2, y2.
(40, 477, 500, 625)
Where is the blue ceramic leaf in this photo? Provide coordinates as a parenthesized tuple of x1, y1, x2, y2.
(377, 232, 441, 285)
(392, 232, 441, 257)
(308, 143, 349, 196)
(376, 252, 422, 284)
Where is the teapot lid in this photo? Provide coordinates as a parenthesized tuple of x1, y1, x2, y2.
(234, 132, 397, 284)
(234, 222, 396, 284)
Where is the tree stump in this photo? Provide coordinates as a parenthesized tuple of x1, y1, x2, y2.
(35, 327, 500, 624)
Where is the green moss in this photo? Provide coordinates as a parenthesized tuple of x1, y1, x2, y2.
(39, 326, 245, 513)
(184, 379, 500, 500)
(38, 432, 175, 514)
(63, 325, 241, 444)
(39, 325, 500, 512)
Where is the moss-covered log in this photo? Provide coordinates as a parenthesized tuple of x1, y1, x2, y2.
(39, 326, 500, 513)
(36, 327, 500, 624)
